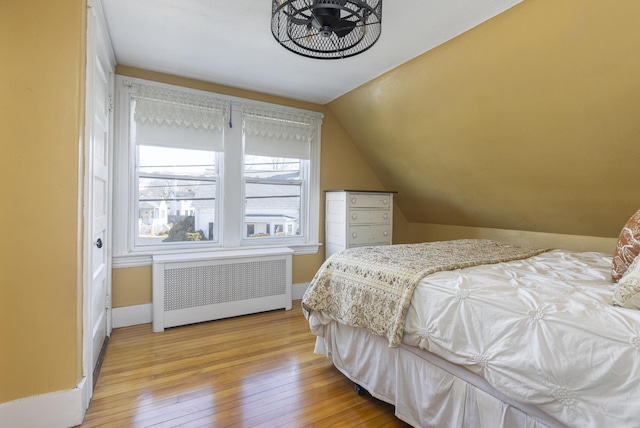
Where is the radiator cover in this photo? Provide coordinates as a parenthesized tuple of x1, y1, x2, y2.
(152, 248, 293, 332)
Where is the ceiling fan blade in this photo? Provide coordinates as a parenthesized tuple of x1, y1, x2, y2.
(311, 4, 341, 29)
(289, 16, 313, 26)
(333, 19, 356, 38)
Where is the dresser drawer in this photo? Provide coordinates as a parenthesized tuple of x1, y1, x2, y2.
(348, 193, 391, 208)
(325, 190, 395, 260)
(348, 225, 391, 245)
(348, 209, 391, 225)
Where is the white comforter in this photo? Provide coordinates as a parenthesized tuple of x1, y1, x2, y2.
(401, 249, 640, 427)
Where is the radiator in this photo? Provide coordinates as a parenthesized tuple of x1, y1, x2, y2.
(151, 248, 293, 332)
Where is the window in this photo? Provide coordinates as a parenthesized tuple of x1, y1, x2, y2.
(242, 104, 317, 244)
(131, 82, 225, 250)
(112, 77, 323, 266)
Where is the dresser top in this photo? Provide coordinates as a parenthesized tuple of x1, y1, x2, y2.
(324, 189, 397, 194)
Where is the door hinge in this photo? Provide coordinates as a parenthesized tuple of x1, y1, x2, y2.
(106, 295, 112, 310)
(108, 95, 114, 112)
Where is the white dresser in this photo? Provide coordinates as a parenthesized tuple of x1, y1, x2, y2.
(325, 190, 395, 259)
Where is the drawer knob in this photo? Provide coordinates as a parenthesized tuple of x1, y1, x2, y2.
(383, 231, 388, 236)
(383, 199, 388, 204)
(351, 197, 357, 204)
(383, 214, 388, 219)
(352, 232, 358, 238)
(351, 214, 358, 220)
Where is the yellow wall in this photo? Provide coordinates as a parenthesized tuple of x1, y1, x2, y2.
(0, 0, 85, 403)
(328, 0, 640, 238)
(112, 67, 388, 307)
(112, 267, 152, 308)
(394, 218, 617, 254)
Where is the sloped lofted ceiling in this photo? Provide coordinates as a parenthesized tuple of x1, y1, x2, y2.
(327, 0, 640, 238)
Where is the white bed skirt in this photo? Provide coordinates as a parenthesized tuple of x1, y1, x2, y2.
(315, 320, 566, 428)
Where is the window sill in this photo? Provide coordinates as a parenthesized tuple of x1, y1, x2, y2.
(112, 242, 322, 268)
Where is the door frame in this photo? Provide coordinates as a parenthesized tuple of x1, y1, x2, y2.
(82, 0, 116, 410)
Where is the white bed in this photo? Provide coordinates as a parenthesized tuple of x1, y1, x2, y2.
(304, 241, 640, 427)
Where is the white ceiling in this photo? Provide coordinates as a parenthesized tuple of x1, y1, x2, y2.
(101, 0, 522, 105)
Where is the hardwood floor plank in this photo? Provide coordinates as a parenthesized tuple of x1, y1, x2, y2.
(80, 301, 411, 427)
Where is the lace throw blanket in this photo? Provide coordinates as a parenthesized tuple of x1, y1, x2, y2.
(302, 239, 549, 347)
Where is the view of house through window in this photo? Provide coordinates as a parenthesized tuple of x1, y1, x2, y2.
(136, 145, 219, 246)
(243, 155, 304, 239)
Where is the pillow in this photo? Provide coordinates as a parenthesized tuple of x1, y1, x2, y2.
(611, 209, 640, 282)
(613, 255, 640, 309)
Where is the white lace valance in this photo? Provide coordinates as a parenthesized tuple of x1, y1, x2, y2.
(242, 104, 321, 141)
(133, 84, 228, 131)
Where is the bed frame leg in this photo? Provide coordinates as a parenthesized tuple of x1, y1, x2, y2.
(354, 384, 369, 396)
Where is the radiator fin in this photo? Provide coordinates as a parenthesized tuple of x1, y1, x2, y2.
(164, 259, 287, 311)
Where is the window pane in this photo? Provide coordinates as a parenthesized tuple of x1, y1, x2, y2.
(137, 177, 217, 245)
(244, 155, 301, 180)
(245, 181, 302, 238)
(139, 145, 217, 177)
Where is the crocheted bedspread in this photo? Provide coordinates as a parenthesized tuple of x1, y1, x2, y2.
(302, 239, 548, 347)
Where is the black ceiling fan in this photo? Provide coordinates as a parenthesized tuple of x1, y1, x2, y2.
(272, 0, 383, 59)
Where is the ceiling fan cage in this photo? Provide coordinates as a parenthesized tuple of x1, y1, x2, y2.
(271, 0, 382, 59)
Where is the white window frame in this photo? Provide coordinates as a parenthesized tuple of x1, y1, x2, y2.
(112, 76, 322, 267)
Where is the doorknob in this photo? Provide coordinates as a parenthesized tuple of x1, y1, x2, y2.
(95, 238, 103, 249)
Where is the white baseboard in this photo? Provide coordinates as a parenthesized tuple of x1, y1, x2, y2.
(112, 283, 311, 329)
(0, 377, 88, 428)
(292, 282, 310, 300)
(112, 303, 152, 328)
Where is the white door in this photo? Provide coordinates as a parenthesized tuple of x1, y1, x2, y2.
(85, 0, 115, 400)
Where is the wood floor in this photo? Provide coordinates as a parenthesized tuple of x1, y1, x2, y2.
(80, 301, 411, 427)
